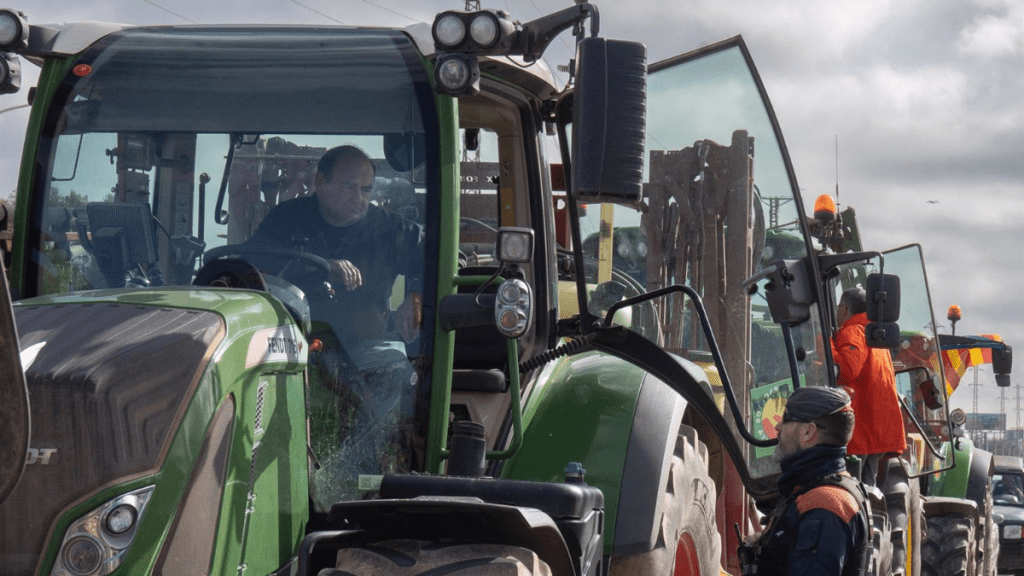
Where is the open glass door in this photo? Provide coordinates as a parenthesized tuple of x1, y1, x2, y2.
(575, 38, 829, 491)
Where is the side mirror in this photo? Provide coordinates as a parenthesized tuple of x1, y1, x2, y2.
(866, 273, 900, 323)
(759, 259, 813, 325)
(571, 37, 647, 204)
(918, 376, 944, 410)
(865, 322, 900, 348)
(993, 345, 1013, 387)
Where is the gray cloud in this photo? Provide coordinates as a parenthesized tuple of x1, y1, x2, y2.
(2, 0, 1022, 408)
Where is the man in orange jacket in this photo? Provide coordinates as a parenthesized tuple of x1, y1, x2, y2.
(832, 287, 906, 485)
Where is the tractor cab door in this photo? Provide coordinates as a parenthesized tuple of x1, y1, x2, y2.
(882, 245, 953, 477)
(574, 37, 830, 497)
(824, 243, 954, 477)
(0, 260, 29, 506)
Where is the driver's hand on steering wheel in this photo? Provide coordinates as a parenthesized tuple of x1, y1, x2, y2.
(329, 259, 362, 291)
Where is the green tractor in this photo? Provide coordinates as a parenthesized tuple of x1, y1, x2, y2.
(808, 203, 1015, 576)
(0, 4, 955, 575)
(920, 331, 1013, 576)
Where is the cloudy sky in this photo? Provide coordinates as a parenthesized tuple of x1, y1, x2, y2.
(1, 0, 1022, 417)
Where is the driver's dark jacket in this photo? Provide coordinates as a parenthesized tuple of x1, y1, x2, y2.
(756, 444, 868, 576)
(249, 195, 423, 342)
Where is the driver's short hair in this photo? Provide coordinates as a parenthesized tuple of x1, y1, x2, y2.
(840, 286, 867, 315)
(318, 145, 375, 183)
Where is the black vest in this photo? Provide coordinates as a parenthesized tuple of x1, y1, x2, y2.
(755, 473, 870, 576)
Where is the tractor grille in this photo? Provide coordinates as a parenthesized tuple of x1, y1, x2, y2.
(0, 303, 223, 575)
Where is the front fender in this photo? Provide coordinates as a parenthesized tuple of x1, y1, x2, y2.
(501, 351, 693, 556)
(930, 437, 975, 499)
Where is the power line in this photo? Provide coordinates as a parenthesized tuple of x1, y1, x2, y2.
(139, 0, 197, 24)
(351, 0, 421, 23)
(289, 0, 346, 25)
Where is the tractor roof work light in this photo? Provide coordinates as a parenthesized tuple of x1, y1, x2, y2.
(0, 9, 29, 51)
(432, 10, 516, 54)
(433, 12, 466, 49)
(434, 52, 480, 97)
(0, 52, 20, 94)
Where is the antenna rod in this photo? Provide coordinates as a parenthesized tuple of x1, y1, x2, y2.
(834, 134, 839, 201)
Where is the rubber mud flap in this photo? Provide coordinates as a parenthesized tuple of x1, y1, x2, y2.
(0, 259, 29, 506)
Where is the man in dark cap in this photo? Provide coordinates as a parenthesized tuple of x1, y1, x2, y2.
(749, 386, 870, 576)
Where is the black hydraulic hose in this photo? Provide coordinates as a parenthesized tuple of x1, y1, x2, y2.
(518, 334, 593, 375)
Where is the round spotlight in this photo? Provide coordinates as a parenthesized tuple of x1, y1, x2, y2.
(636, 241, 648, 258)
(616, 242, 631, 259)
(469, 13, 499, 48)
(437, 56, 472, 92)
(62, 536, 103, 576)
(433, 13, 466, 49)
(498, 309, 523, 332)
(499, 281, 523, 304)
(105, 504, 137, 535)
(0, 10, 28, 50)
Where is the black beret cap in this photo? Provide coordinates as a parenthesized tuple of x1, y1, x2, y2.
(784, 386, 852, 422)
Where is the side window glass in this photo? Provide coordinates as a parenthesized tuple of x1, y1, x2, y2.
(458, 128, 500, 267)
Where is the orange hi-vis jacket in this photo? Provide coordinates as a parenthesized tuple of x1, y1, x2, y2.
(831, 313, 907, 456)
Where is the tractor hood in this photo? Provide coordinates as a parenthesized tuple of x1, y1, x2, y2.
(995, 504, 1024, 525)
(0, 261, 29, 509)
(0, 300, 224, 574)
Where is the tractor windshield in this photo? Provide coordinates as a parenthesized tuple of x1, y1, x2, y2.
(28, 27, 440, 507)
(576, 40, 828, 480)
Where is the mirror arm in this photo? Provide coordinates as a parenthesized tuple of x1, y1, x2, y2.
(899, 395, 947, 461)
(516, 3, 598, 63)
(606, 284, 777, 448)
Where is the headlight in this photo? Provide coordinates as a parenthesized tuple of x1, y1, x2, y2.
(0, 52, 20, 94)
(0, 9, 29, 50)
(434, 53, 479, 97)
(50, 486, 155, 576)
(616, 242, 632, 259)
(1004, 524, 1023, 540)
(433, 12, 466, 48)
(494, 278, 532, 339)
(469, 12, 499, 48)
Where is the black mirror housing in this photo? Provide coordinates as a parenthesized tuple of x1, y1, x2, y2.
(866, 273, 900, 323)
(571, 37, 647, 204)
(762, 259, 813, 325)
(993, 344, 1012, 377)
(918, 377, 944, 410)
(865, 321, 900, 348)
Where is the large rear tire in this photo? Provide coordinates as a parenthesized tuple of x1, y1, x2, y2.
(608, 424, 722, 576)
(868, 496, 895, 576)
(330, 540, 553, 575)
(921, 514, 976, 576)
(883, 460, 922, 576)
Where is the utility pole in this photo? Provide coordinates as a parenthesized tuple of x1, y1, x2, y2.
(971, 365, 982, 446)
(1000, 386, 1008, 444)
(1016, 382, 1023, 458)
(1016, 381, 1023, 430)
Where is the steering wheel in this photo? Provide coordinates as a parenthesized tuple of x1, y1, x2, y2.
(202, 244, 332, 288)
